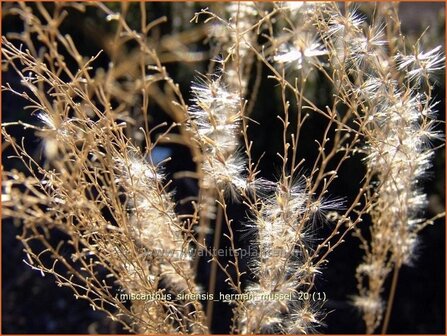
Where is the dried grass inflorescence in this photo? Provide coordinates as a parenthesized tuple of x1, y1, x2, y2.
(1, 2, 445, 334)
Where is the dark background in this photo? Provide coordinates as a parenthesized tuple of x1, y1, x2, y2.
(2, 2, 445, 334)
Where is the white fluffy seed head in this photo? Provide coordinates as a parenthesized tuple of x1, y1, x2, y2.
(396, 45, 445, 81)
(274, 34, 328, 70)
(188, 74, 242, 156)
(352, 294, 384, 318)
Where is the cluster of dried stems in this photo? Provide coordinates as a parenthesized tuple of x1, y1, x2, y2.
(1, 2, 444, 334)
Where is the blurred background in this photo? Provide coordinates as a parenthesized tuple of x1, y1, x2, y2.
(2, 2, 445, 334)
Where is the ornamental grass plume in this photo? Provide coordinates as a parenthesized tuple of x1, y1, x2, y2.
(187, 73, 246, 197)
(1, 1, 444, 334)
(311, 3, 445, 332)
